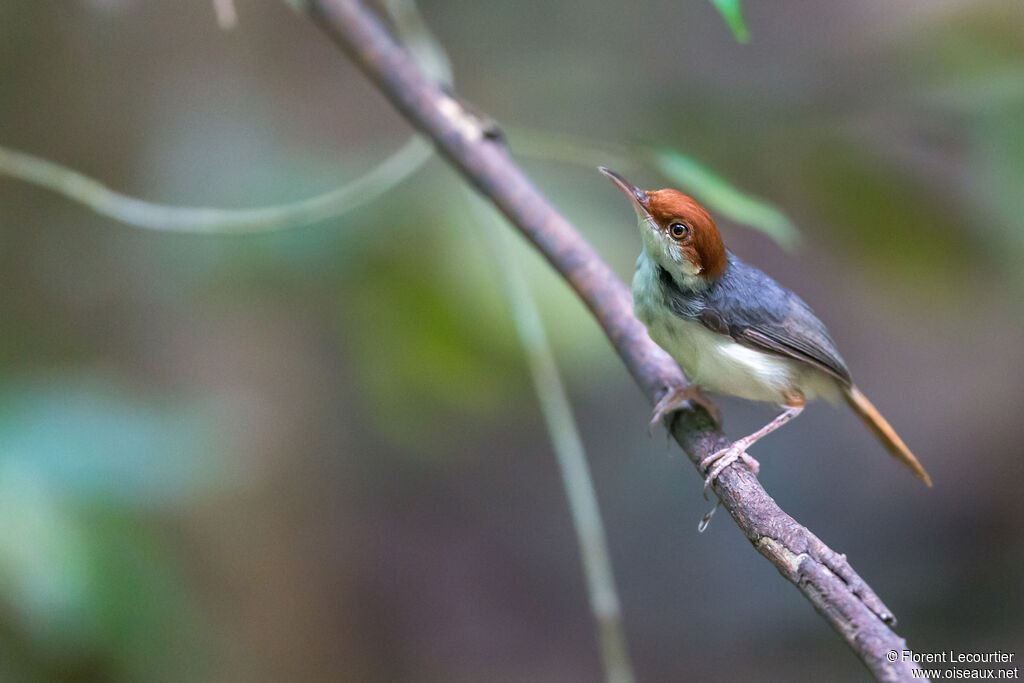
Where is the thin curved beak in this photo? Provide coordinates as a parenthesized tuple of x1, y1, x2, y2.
(598, 166, 650, 217)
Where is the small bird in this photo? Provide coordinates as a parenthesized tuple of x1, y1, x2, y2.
(599, 167, 931, 490)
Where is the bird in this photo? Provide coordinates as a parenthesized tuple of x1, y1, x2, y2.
(598, 166, 931, 491)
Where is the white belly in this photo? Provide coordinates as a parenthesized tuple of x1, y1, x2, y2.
(632, 259, 839, 405)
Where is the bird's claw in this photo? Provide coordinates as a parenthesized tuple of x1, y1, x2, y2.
(700, 443, 760, 496)
(648, 386, 722, 435)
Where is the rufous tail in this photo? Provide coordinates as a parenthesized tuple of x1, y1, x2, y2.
(844, 386, 932, 486)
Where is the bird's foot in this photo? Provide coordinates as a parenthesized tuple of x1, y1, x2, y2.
(700, 442, 760, 494)
(649, 385, 721, 434)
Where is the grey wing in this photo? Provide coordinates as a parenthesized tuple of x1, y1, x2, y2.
(735, 300, 852, 386)
(699, 256, 853, 386)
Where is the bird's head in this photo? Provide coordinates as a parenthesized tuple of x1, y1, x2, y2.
(599, 167, 727, 283)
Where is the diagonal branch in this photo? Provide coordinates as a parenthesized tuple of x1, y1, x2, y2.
(292, 1, 927, 680)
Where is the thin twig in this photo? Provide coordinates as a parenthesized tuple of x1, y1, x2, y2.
(467, 192, 636, 683)
(0, 0, 448, 236)
(294, 1, 927, 680)
(0, 138, 430, 233)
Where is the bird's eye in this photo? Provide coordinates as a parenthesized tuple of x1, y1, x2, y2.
(669, 222, 689, 240)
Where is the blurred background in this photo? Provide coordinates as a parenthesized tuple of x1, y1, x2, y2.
(2, 1, 1023, 681)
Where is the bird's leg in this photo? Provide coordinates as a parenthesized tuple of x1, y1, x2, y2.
(701, 394, 806, 493)
(649, 385, 722, 433)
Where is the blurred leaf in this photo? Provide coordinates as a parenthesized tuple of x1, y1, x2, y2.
(0, 460, 93, 642)
(0, 461, 203, 682)
(891, 4, 1024, 287)
(86, 510, 204, 682)
(0, 378, 216, 679)
(649, 147, 800, 249)
(972, 107, 1024, 288)
(708, 0, 749, 43)
(0, 377, 236, 506)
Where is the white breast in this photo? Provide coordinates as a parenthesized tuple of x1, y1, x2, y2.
(632, 255, 839, 405)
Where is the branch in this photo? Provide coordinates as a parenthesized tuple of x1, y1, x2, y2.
(292, 1, 926, 680)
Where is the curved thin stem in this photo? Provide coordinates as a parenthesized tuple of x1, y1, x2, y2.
(467, 192, 636, 683)
(0, 0, 446, 236)
(0, 138, 431, 234)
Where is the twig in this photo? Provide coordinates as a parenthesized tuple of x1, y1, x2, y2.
(468, 192, 636, 683)
(293, 1, 927, 680)
(0, 0, 448, 236)
(0, 137, 430, 233)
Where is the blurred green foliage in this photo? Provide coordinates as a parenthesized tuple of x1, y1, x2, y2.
(707, 0, 750, 43)
(0, 379, 223, 680)
(509, 128, 802, 249)
(0, 380, 229, 504)
(913, 5, 1024, 289)
(651, 147, 800, 249)
(1, 1, 1023, 681)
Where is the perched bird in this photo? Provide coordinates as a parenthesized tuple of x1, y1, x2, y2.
(599, 167, 931, 490)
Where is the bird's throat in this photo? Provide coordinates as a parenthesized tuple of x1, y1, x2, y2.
(640, 248, 708, 294)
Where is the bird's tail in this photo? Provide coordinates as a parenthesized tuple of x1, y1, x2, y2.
(844, 385, 932, 486)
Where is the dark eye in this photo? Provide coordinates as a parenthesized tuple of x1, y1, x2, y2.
(669, 222, 689, 240)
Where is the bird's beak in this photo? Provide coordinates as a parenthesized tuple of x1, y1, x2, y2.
(598, 166, 651, 219)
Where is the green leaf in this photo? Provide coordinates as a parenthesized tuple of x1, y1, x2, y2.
(0, 377, 234, 506)
(708, 0, 750, 43)
(649, 147, 800, 250)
